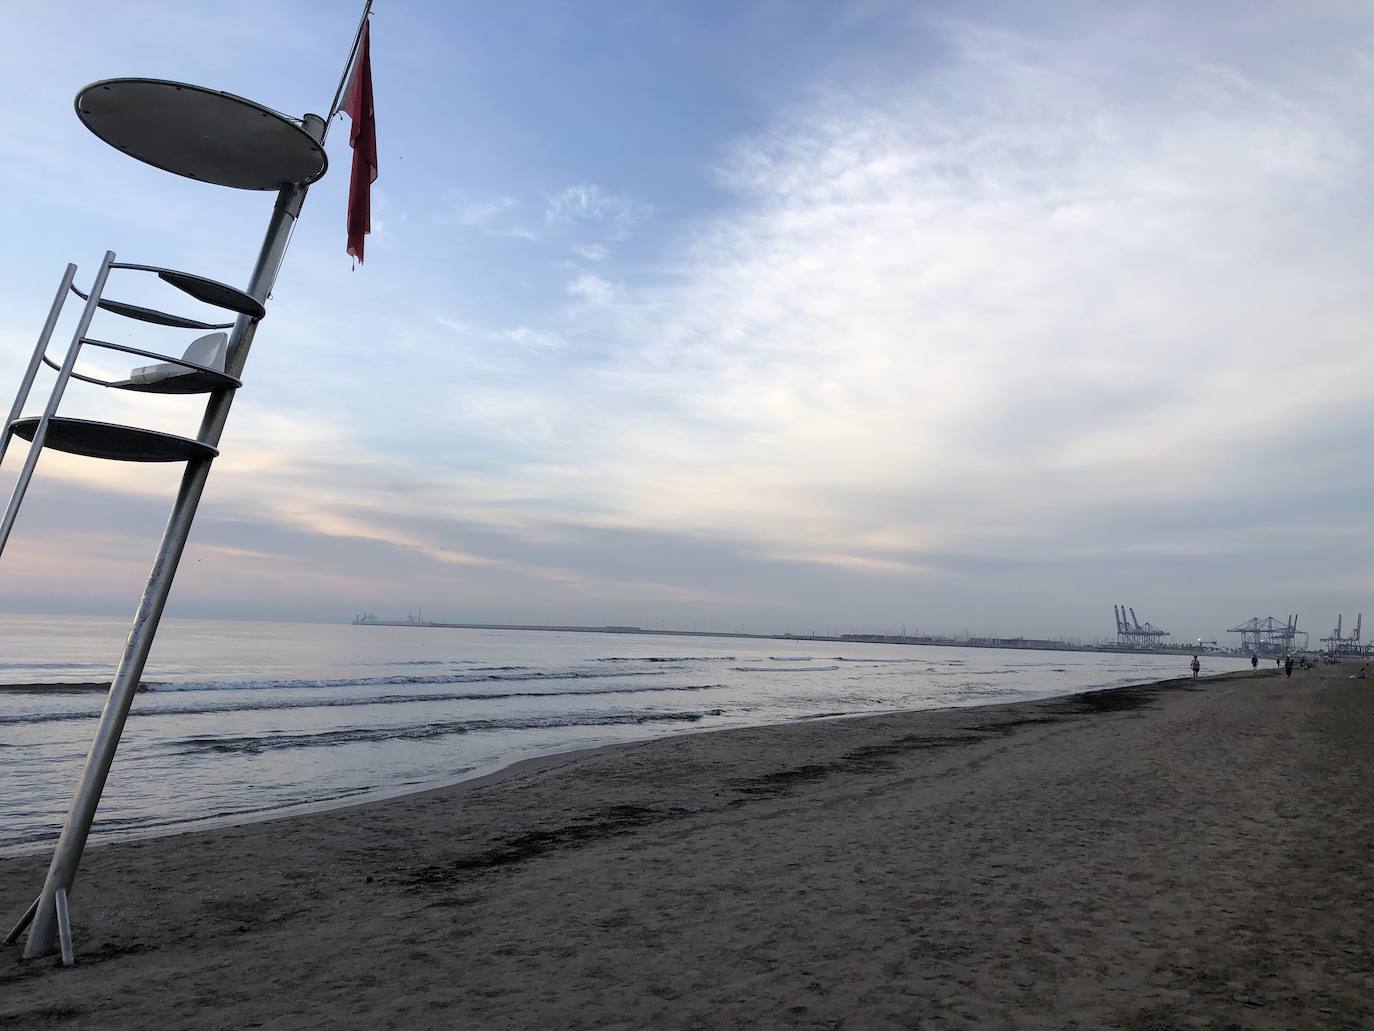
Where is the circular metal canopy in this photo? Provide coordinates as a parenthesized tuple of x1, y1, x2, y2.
(75, 78, 327, 190)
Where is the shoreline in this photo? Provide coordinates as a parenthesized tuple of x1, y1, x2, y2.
(3, 664, 1369, 1028)
(0, 666, 1260, 860)
(0, 731, 654, 860)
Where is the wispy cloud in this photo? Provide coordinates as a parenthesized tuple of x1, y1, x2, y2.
(436, 315, 564, 353)
(566, 273, 617, 305)
(447, 193, 537, 239)
(496, 325, 565, 350)
(545, 184, 650, 240)
(451, 194, 515, 227)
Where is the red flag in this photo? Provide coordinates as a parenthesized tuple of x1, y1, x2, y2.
(341, 21, 377, 264)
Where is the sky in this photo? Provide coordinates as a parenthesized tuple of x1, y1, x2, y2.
(1, 1, 1371, 644)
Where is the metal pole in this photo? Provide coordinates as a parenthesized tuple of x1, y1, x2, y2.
(326, 0, 374, 129)
(0, 254, 114, 561)
(21, 114, 326, 960)
(0, 264, 77, 469)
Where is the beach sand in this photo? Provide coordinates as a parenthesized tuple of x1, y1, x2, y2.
(2, 664, 1370, 1029)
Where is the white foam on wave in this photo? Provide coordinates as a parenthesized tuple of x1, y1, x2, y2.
(735, 665, 841, 673)
(596, 656, 736, 663)
(145, 667, 664, 693)
(835, 657, 922, 664)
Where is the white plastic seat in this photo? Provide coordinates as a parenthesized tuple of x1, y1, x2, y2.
(129, 332, 227, 385)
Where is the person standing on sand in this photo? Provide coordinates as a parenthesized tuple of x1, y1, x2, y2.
(1191, 655, 1201, 679)
(1284, 655, 1293, 678)
(1252, 653, 1259, 675)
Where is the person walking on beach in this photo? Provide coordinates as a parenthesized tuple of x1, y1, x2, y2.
(1284, 655, 1293, 678)
(1251, 653, 1259, 675)
(1190, 655, 1201, 679)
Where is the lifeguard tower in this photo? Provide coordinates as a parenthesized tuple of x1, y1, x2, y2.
(1, 37, 363, 962)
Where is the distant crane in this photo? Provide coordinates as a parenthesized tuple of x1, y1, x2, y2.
(1320, 613, 1365, 658)
(1227, 615, 1299, 656)
(1114, 604, 1169, 648)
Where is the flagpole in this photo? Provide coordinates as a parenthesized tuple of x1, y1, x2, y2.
(326, 0, 374, 133)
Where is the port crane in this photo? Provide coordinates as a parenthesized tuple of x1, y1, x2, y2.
(1320, 613, 1365, 658)
(1113, 605, 1169, 648)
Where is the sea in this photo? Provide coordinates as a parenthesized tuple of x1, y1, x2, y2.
(0, 614, 1251, 854)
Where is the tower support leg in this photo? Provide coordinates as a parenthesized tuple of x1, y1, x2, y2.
(54, 889, 73, 967)
(3, 897, 38, 946)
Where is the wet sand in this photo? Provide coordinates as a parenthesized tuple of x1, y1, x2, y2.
(2, 665, 1370, 1029)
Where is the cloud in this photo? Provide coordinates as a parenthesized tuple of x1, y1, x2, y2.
(446, 193, 537, 239)
(496, 326, 565, 350)
(4, 4, 1372, 639)
(363, 9, 1371, 636)
(554, 18, 1374, 559)
(435, 315, 564, 354)
(566, 273, 617, 305)
(451, 195, 515, 226)
(545, 184, 650, 240)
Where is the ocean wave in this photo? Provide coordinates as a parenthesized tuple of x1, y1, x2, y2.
(144, 667, 664, 693)
(595, 656, 735, 663)
(734, 665, 841, 673)
(0, 681, 115, 694)
(0, 683, 726, 727)
(835, 657, 922, 664)
(168, 708, 727, 756)
(0, 661, 112, 671)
